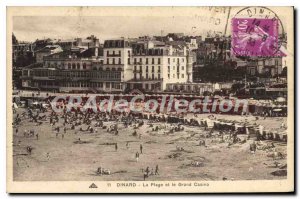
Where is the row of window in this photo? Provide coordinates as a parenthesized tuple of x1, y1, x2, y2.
(130, 57, 161, 65)
(128, 57, 185, 65)
(168, 58, 185, 64)
(168, 65, 185, 72)
(93, 67, 123, 71)
(60, 81, 122, 89)
(106, 58, 122, 65)
(46, 62, 89, 69)
(134, 66, 185, 72)
(131, 48, 164, 56)
(106, 50, 122, 56)
(133, 73, 161, 80)
(166, 85, 209, 91)
(167, 74, 185, 79)
(32, 70, 121, 80)
(133, 65, 161, 73)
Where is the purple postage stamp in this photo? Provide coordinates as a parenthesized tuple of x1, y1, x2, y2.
(232, 18, 280, 57)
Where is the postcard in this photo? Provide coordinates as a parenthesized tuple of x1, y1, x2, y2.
(7, 6, 294, 193)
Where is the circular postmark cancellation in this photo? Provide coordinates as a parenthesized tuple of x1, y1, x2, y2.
(231, 6, 286, 58)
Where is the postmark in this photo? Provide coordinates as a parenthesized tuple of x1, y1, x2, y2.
(231, 6, 286, 58)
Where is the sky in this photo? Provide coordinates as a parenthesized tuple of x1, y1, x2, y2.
(13, 15, 229, 42)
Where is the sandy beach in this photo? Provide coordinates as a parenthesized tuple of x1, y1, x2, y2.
(13, 108, 287, 181)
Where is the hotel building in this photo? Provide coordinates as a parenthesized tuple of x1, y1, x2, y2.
(21, 37, 193, 93)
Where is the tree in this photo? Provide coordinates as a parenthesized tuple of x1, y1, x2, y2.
(12, 33, 18, 45)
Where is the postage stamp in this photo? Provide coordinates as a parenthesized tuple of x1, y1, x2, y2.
(6, 6, 294, 193)
(232, 18, 279, 57)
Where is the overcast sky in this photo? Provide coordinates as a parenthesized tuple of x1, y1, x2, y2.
(13, 16, 229, 42)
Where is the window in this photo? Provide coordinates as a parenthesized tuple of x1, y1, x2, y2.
(77, 63, 80, 69)
(158, 66, 161, 72)
(139, 58, 142, 64)
(134, 58, 137, 64)
(72, 63, 76, 69)
(106, 51, 109, 56)
(168, 66, 170, 72)
(168, 58, 170, 64)
(146, 66, 148, 72)
(68, 63, 71, 69)
(112, 58, 115, 64)
(106, 82, 110, 88)
(182, 58, 184, 62)
(118, 58, 121, 64)
(119, 50, 121, 55)
(182, 66, 184, 70)
(146, 58, 148, 64)
(128, 50, 130, 56)
(134, 65, 137, 71)
(145, 84, 149, 90)
(107, 58, 109, 64)
(113, 50, 115, 55)
(168, 74, 170, 79)
(128, 58, 130, 64)
(181, 74, 184, 78)
(152, 74, 154, 79)
(152, 66, 154, 72)
(83, 63, 86, 69)
(139, 65, 142, 72)
(146, 73, 149, 79)
(158, 74, 161, 79)
(158, 58, 161, 64)
(152, 58, 154, 64)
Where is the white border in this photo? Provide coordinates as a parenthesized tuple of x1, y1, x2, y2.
(1, 0, 299, 198)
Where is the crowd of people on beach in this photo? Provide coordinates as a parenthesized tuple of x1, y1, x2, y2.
(13, 96, 287, 180)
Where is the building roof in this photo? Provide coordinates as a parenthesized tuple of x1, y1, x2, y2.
(44, 47, 99, 59)
(35, 45, 61, 53)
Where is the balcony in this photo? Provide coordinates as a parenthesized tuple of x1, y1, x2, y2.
(106, 54, 121, 57)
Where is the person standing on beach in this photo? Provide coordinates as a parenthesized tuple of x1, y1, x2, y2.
(145, 166, 150, 176)
(46, 152, 50, 161)
(155, 165, 159, 175)
(136, 152, 139, 162)
(140, 144, 143, 154)
(115, 143, 118, 151)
